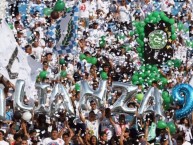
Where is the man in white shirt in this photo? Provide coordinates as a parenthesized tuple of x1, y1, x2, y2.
(79, 108, 104, 139)
(42, 128, 64, 145)
(0, 130, 9, 145)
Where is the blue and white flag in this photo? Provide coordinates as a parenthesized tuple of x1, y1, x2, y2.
(54, 2, 79, 55)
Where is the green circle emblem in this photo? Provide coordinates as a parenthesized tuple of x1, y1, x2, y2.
(148, 30, 167, 49)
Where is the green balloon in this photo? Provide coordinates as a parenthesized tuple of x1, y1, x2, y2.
(138, 27, 144, 33)
(86, 57, 92, 63)
(145, 64, 152, 70)
(139, 21, 146, 27)
(43, 8, 53, 16)
(160, 11, 166, 18)
(136, 93, 144, 102)
(101, 72, 108, 80)
(54, 0, 65, 11)
(140, 66, 146, 72)
(59, 58, 65, 65)
(91, 57, 97, 65)
(79, 53, 86, 61)
(144, 17, 150, 24)
(157, 120, 167, 129)
(153, 11, 160, 17)
(132, 75, 139, 82)
(171, 25, 175, 34)
(171, 34, 177, 40)
(178, 22, 184, 30)
(60, 71, 67, 78)
(139, 33, 145, 40)
(162, 16, 169, 22)
(75, 83, 80, 91)
(162, 91, 169, 98)
(167, 60, 174, 66)
(39, 71, 47, 79)
(138, 53, 144, 58)
(173, 59, 182, 68)
(167, 122, 176, 134)
(151, 66, 158, 72)
(163, 96, 170, 103)
(136, 47, 142, 53)
(169, 18, 175, 25)
(101, 36, 106, 41)
(161, 77, 168, 85)
(99, 40, 106, 47)
(150, 17, 157, 24)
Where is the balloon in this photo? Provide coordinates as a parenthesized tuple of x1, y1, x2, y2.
(91, 57, 97, 65)
(79, 80, 107, 110)
(75, 83, 80, 91)
(169, 18, 175, 25)
(99, 40, 106, 47)
(171, 34, 177, 40)
(100, 72, 108, 80)
(132, 74, 139, 82)
(160, 77, 168, 85)
(54, 0, 65, 11)
(153, 11, 159, 17)
(60, 71, 67, 78)
(39, 71, 47, 79)
(51, 11, 60, 19)
(173, 59, 182, 68)
(171, 25, 175, 34)
(150, 17, 157, 24)
(59, 58, 65, 65)
(163, 96, 170, 103)
(157, 120, 167, 129)
(43, 8, 52, 16)
(167, 122, 176, 134)
(160, 11, 166, 18)
(86, 57, 92, 63)
(50, 84, 74, 115)
(138, 87, 165, 119)
(35, 83, 50, 113)
(172, 84, 193, 120)
(139, 33, 145, 40)
(79, 54, 86, 61)
(138, 27, 144, 33)
(22, 111, 32, 121)
(144, 17, 150, 24)
(111, 82, 138, 114)
(162, 91, 169, 99)
(167, 60, 174, 66)
(13, 80, 33, 111)
(136, 93, 144, 102)
(58, 84, 74, 115)
(178, 22, 184, 30)
(0, 86, 6, 121)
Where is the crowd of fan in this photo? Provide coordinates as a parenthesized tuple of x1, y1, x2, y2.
(1, 0, 193, 144)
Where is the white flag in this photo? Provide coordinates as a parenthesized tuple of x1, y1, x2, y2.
(0, 21, 42, 100)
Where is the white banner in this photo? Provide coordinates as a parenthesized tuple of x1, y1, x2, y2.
(0, 21, 42, 99)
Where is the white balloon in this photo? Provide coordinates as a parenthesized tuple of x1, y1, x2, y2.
(22, 111, 32, 121)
